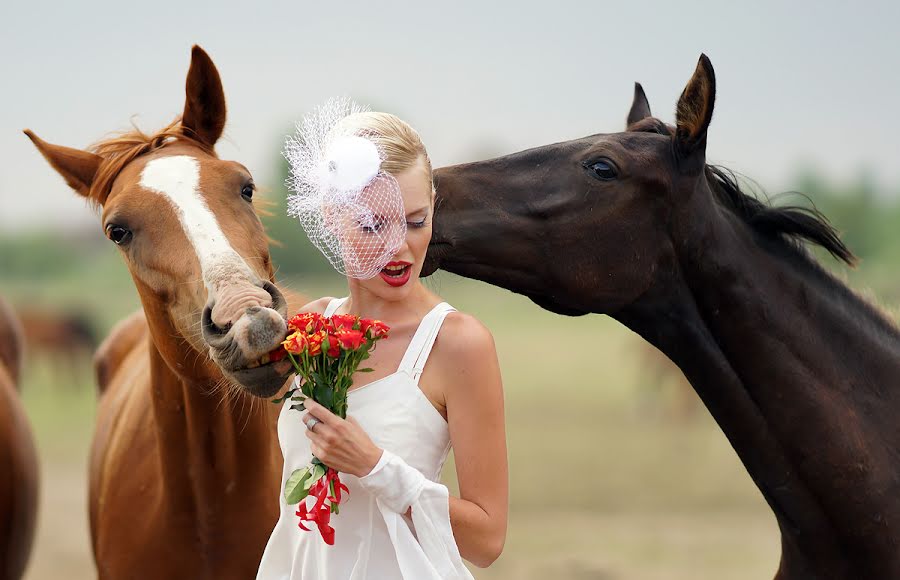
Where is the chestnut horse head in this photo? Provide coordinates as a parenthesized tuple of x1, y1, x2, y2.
(428, 56, 900, 578)
(25, 46, 289, 397)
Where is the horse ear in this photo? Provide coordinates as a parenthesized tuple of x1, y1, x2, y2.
(674, 54, 716, 168)
(24, 130, 103, 198)
(626, 82, 652, 127)
(181, 45, 227, 148)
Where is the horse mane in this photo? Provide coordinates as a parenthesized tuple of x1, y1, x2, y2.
(705, 166, 900, 338)
(87, 118, 212, 207)
(706, 165, 856, 266)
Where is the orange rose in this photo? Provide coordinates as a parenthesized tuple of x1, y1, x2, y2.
(329, 314, 359, 331)
(336, 329, 366, 351)
(289, 312, 325, 334)
(306, 330, 326, 356)
(282, 332, 308, 355)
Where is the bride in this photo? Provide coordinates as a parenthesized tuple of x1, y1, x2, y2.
(256, 103, 508, 579)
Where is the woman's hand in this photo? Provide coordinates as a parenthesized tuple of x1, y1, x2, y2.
(302, 398, 383, 478)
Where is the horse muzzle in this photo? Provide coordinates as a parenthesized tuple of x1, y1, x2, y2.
(202, 281, 292, 397)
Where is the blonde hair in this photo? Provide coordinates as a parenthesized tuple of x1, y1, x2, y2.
(336, 112, 433, 194)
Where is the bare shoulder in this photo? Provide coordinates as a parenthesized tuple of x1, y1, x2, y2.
(300, 296, 338, 315)
(434, 311, 498, 363)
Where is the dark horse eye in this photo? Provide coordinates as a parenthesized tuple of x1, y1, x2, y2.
(586, 159, 618, 181)
(241, 184, 255, 202)
(105, 224, 132, 246)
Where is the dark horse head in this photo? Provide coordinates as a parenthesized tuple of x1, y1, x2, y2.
(427, 55, 900, 579)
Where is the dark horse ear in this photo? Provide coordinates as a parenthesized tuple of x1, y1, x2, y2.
(626, 82, 652, 127)
(674, 54, 716, 171)
(181, 45, 227, 148)
(23, 129, 103, 199)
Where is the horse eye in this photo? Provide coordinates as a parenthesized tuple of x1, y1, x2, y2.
(586, 159, 618, 181)
(241, 184, 254, 202)
(105, 224, 133, 246)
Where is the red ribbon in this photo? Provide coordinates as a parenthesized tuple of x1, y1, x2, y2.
(295, 468, 349, 546)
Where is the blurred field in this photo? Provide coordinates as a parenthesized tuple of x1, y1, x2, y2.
(3, 247, 783, 580)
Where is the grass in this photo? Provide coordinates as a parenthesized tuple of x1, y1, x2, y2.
(7, 264, 784, 580)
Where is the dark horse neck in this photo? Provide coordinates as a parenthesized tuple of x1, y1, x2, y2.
(616, 197, 900, 580)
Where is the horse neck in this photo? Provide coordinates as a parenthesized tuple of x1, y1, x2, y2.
(617, 189, 900, 577)
(138, 287, 279, 506)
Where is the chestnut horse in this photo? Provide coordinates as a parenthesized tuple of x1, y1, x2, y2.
(426, 55, 899, 579)
(25, 47, 294, 579)
(0, 296, 38, 580)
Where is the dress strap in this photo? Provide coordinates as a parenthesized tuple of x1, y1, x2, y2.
(322, 297, 348, 317)
(398, 303, 456, 385)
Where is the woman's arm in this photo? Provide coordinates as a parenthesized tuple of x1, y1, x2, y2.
(434, 314, 508, 568)
(302, 312, 508, 568)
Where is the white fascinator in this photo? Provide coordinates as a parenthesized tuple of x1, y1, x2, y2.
(284, 98, 407, 279)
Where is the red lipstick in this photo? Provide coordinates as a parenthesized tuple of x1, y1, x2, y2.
(380, 261, 412, 287)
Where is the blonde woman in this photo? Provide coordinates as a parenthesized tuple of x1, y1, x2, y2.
(257, 108, 508, 580)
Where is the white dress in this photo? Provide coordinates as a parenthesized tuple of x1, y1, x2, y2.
(257, 299, 474, 580)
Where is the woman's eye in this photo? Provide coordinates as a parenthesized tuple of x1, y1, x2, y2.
(241, 184, 254, 202)
(586, 159, 618, 180)
(408, 219, 427, 229)
(105, 224, 133, 246)
(359, 221, 384, 233)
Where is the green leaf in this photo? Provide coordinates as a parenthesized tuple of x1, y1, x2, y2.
(358, 367, 374, 373)
(284, 467, 311, 504)
(304, 464, 325, 490)
(315, 383, 334, 408)
(289, 403, 306, 412)
(271, 388, 297, 405)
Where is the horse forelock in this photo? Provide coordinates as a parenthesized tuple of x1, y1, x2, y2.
(88, 117, 213, 208)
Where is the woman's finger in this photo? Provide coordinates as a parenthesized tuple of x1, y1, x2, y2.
(304, 398, 340, 426)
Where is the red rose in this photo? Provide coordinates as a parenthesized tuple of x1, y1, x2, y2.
(282, 332, 308, 355)
(306, 331, 325, 356)
(289, 312, 325, 334)
(336, 329, 366, 351)
(326, 334, 341, 358)
(360, 319, 390, 339)
(329, 314, 359, 331)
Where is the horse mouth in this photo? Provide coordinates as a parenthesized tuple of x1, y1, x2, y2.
(224, 350, 292, 398)
(422, 240, 452, 277)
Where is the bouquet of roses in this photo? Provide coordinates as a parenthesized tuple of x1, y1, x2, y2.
(270, 311, 389, 545)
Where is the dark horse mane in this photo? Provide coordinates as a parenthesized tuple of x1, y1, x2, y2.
(705, 164, 900, 338)
(706, 165, 855, 266)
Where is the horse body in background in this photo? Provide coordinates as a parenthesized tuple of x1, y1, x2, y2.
(18, 307, 98, 381)
(0, 296, 38, 580)
(426, 56, 900, 579)
(26, 47, 294, 579)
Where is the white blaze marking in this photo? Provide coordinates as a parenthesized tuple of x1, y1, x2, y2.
(139, 155, 253, 291)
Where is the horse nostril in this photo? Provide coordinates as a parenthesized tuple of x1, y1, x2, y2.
(262, 281, 287, 316)
(202, 304, 230, 337)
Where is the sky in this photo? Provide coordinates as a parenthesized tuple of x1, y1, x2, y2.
(1, 0, 898, 233)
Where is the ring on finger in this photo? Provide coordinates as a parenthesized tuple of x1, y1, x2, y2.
(305, 417, 320, 431)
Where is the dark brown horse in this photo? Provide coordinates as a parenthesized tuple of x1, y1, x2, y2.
(0, 296, 38, 580)
(25, 47, 295, 579)
(426, 55, 899, 579)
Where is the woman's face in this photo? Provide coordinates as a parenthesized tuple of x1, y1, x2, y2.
(352, 158, 433, 301)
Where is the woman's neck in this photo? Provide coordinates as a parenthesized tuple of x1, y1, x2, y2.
(341, 279, 440, 323)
